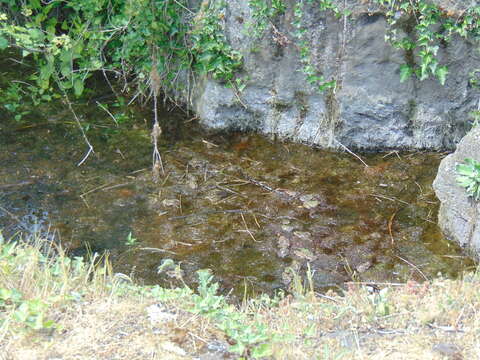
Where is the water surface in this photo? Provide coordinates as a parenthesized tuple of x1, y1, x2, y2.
(0, 103, 474, 295)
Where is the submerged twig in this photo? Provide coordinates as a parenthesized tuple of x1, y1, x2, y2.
(388, 210, 397, 244)
(334, 139, 369, 168)
(139, 247, 177, 255)
(168, 209, 251, 220)
(368, 194, 410, 206)
(396, 255, 429, 281)
(62, 94, 94, 166)
(0, 181, 34, 189)
(0, 205, 29, 231)
(96, 101, 119, 127)
(239, 213, 259, 242)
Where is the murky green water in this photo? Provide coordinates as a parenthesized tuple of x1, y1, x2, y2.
(0, 102, 475, 296)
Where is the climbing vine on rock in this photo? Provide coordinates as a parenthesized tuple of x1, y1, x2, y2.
(292, 0, 337, 93)
(375, 0, 480, 85)
(191, 1, 243, 83)
(247, 0, 287, 39)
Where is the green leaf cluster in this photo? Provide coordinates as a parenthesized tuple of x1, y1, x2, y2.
(0, 0, 243, 112)
(190, 1, 243, 82)
(292, 1, 337, 93)
(247, 0, 286, 38)
(377, 0, 480, 85)
(456, 158, 480, 201)
(188, 269, 273, 358)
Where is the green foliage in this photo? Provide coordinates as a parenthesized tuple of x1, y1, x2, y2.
(0, 83, 29, 121)
(191, 269, 224, 315)
(376, 0, 480, 85)
(317, 0, 342, 16)
(0, 288, 55, 330)
(124, 232, 137, 246)
(456, 158, 480, 201)
(189, 269, 272, 358)
(0, 81, 58, 121)
(190, 1, 243, 82)
(1, 0, 479, 127)
(292, 1, 337, 93)
(0, 236, 56, 331)
(247, 0, 286, 38)
(367, 287, 390, 317)
(0, 0, 243, 115)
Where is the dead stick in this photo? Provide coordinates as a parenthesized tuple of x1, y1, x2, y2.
(388, 210, 397, 244)
(396, 255, 429, 281)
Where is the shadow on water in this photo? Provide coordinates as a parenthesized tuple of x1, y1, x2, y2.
(0, 100, 476, 297)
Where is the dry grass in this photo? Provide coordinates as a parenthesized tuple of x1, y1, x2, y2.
(1, 233, 480, 359)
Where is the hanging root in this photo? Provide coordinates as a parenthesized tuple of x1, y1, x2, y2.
(150, 60, 165, 182)
(151, 108, 164, 182)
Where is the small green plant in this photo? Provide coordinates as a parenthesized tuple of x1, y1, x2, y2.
(191, 269, 225, 315)
(0, 287, 55, 330)
(125, 232, 137, 246)
(190, 269, 272, 358)
(367, 287, 390, 317)
(456, 158, 480, 201)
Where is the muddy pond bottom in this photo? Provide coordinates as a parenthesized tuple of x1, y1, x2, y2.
(0, 109, 475, 296)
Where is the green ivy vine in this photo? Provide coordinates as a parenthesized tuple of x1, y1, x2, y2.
(375, 0, 480, 85)
(247, 0, 287, 39)
(292, 0, 337, 92)
(191, 1, 243, 83)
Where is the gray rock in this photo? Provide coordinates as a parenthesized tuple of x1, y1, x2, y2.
(190, 0, 480, 150)
(433, 126, 480, 259)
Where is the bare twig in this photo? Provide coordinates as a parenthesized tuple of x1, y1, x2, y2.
(396, 255, 429, 281)
(0, 206, 29, 231)
(388, 211, 397, 244)
(61, 93, 95, 166)
(139, 247, 177, 255)
(368, 194, 410, 206)
(334, 139, 369, 167)
(239, 213, 259, 242)
(96, 101, 119, 127)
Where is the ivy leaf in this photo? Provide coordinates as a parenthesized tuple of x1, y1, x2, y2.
(436, 66, 448, 85)
(399, 64, 413, 83)
(0, 36, 8, 50)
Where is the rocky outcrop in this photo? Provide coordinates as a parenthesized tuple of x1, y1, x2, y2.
(190, 0, 480, 150)
(433, 126, 480, 259)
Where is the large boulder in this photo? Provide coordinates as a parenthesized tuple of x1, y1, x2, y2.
(190, 0, 480, 150)
(433, 126, 480, 259)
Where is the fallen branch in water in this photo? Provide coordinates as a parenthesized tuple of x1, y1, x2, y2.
(334, 139, 369, 168)
(0, 181, 34, 189)
(388, 210, 397, 244)
(396, 255, 429, 281)
(168, 209, 252, 220)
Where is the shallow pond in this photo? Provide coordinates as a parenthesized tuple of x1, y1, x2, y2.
(0, 103, 475, 296)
